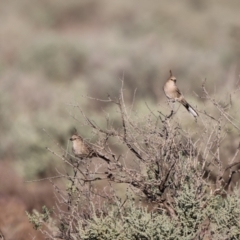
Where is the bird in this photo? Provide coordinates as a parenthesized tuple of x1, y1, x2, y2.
(163, 70, 198, 118)
(70, 134, 97, 159)
(69, 132, 110, 163)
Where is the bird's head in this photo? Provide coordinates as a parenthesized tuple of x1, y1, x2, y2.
(69, 134, 81, 142)
(170, 76, 177, 82)
(169, 70, 177, 82)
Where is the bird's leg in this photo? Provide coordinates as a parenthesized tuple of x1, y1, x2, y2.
(166, 99, 175, 118)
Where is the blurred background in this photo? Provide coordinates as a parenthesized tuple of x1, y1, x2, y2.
(0, 0, 240, 238)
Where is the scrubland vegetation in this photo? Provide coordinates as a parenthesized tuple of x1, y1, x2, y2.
(27, 81, 240, 239)
(0, 0, 240, 239)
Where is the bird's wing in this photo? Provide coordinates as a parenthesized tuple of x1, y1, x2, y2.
(85, 141, 98, 157)
(175, 86, 183, 99)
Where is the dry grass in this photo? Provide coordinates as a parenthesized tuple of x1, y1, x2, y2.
(0, 162, 62, 239)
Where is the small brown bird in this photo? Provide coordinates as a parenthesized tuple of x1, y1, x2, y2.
(70, 134, 97, 159)
(69, 132, 110, 163)
(163, 70, 198, 117)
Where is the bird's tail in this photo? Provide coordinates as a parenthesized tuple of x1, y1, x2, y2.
(181, 99, 199, 117)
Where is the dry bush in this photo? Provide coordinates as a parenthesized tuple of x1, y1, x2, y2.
(27, 81, 240, 239)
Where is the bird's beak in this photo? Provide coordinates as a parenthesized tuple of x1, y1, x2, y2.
(69, 138, 73, 141)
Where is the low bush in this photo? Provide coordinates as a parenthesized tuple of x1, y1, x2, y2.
(28, 81, 240, 240)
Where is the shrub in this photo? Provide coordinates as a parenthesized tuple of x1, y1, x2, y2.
(28, 81, 240, 239)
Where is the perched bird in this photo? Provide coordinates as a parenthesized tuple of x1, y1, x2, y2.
(69, 132, 110, 163)
(163, 70, 198, 117)
(70, 134, 97, 159)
